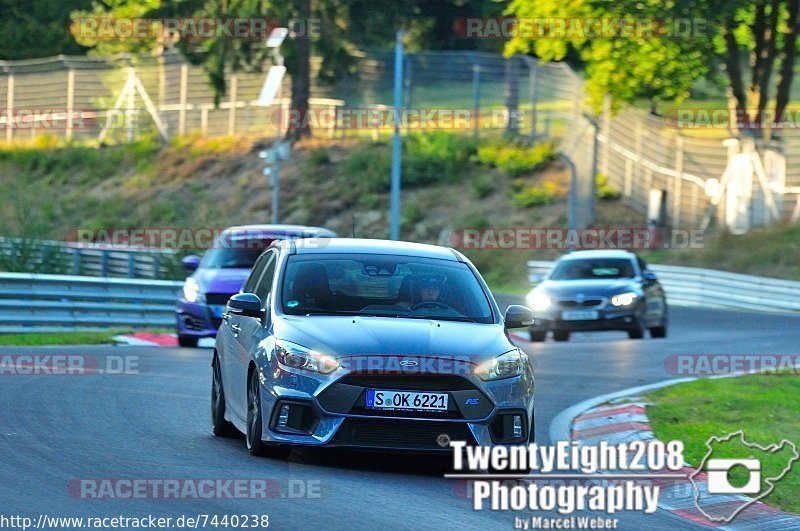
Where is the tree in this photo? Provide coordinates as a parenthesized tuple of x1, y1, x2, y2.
(505, 0, 800, 137)
(0, 0, 92, 59)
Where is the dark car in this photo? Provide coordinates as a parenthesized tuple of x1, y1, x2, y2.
(176, 224, 336, 347)
(211, 238, 535, 456)
(525, 250, 667, 342)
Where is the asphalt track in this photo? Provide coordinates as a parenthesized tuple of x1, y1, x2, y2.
(1, 304, 799, 530)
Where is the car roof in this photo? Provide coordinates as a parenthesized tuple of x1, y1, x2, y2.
(283, 238, 460, 261)
(559, 249, 637, 260)
(222, 224, 336, 238)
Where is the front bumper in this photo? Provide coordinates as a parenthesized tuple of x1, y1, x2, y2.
(175, 299, 224, 338)
(530, 306, 642, 332)
(254, 357, 535, 452)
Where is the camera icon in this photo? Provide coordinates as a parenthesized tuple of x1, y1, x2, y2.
(707, 459, 761, 494)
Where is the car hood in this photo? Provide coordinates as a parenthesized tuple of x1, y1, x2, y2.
(274, 316, 515, 365)
(194, 268, 251, 294)
(536, 279, 639, 298)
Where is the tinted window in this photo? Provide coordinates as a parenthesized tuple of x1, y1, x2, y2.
(242, 253, 270, 293)
(550, 258, 636, 280)
(280, 254, 493, 323)
(254, 254, 277, 305)
(201, 246, 271, 269)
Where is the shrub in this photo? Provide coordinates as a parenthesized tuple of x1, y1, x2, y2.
(308, 147, 331, 166)
(512, 181, 557, 208)
(470, 174, 495, 199)
(596, 173, 622, 200)
(475, 139, 555, 176)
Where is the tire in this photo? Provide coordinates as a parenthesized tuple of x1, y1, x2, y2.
(649, 325, 667, 338)
(552, 330, 570, 342)
(178, 334, 198, 348)
(211, 353, 238, 438)
(529, 329, 547, 342)
(627, 320, 645, 339)
(246, 369, 291, 459)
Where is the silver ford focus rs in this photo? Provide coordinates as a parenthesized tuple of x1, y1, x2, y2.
(211, 238, 535, 457)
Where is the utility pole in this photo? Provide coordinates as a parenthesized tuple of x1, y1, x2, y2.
(390, 31, 405, 240)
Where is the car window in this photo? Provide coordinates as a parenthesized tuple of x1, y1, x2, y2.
(241, 252, 270, 293)
(280, 254, 493, 324)
(253, 253, 277, 306)
(550, 258, 636, 280)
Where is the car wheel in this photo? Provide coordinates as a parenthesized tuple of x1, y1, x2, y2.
(627, 320, 645, 339)
(246, 369, 291, 459)
(211, 353, 238, 438)
(649, 325, 667, 338)
(552, 330, 570, 342)
(529, 329, 547, 342)
(178, 334, 198, 348)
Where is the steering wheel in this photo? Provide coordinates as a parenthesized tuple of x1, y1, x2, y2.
(410, 301, 453, 311)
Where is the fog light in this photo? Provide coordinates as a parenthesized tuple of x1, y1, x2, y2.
(513, 415, 523, 438)
(278, 404, 290, 429)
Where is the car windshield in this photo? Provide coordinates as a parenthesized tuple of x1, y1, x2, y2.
(201, 238, 276, 269)
(281, 254, 493, 323)
(549, 258, 636, 280)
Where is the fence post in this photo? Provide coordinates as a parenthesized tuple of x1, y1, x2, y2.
(472, 65, 481, 139)
(72, 249, 81, 275)
(600, 96, 611, 177)
(178, 64, 188, 136)
(227, 74, 237, 136)
(100, 250, 109, 277)
(673, 135, 685, 227)
(153, 254, 161, 279)
(125, 67, 136, 142)
(66, 69, 75, 141)
(127, 254, 136, 278)
(5, 73, 13, 143)
(528, 60, 538, 140)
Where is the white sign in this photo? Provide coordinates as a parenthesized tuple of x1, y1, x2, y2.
(256, 66, 287, 106)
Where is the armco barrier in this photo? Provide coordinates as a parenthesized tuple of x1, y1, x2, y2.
(0, 272, 183, 333)
(527, 261, 800, 314)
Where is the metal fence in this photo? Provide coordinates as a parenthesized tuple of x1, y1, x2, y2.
(0, 272, 182, 333)
(0, 237, 179, 279)
(527, 260, 800, 314)
(2, 49, 800, 230)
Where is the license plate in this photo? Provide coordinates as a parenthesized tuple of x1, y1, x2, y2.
(211, 305, 224, 318)
(366, 389, 448, 411)
(562, 310, 600, 321)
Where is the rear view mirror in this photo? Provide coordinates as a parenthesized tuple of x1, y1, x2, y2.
(229, 293, 264, 321)
(504, 305, 534, 329)
(182, 255, 201, 271)
(642, 270, 657, 281)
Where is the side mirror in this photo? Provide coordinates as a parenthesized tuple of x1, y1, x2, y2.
(504, 305, 534, 329)
(182, 255, 201, 271)
(642, 270, 657, 282)
(229, 293, 264, 321)
(529, 273, 544, 285)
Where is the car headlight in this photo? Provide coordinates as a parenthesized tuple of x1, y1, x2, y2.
(474, 350, 524, 381)
(611, 292, 638, 307)
(275, 340, 339, 375)
(183, 277, 203, 303)
(526, 292, 551, 311)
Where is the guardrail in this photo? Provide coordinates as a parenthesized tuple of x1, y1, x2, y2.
(527, 261, 800, 314)
(0, 272, 182, 333)
(0, 237, 177, 279)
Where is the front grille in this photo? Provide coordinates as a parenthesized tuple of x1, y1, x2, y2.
(206, 292, 235, 305)
(338, 373, 475, 391)
(331, 418, 475, 449)
(558, 299, 604, 309)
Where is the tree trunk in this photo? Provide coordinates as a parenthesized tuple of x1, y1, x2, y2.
(754, 0, 780, 131)
(504, 56, 520, 135)
(775, 0, 800, 128)
(287, 0, 312, 141)
(723, 17, 750, 134)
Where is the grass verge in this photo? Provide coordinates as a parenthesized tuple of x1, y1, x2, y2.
(647, 374, 800, 514)
(0, 329, 133, 346)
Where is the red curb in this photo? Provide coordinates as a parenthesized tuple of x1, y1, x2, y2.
(128, 332, 178, 346)
(572, 421, 651, 440)
(574, 404, 646, 422)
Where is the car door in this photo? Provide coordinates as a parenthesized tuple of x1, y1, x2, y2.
(221, 252, 271, 420)
(228, 250, 277, 417)
(637, 256, 665, 325)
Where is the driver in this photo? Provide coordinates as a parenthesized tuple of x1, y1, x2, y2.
(398, 274, 447, 308)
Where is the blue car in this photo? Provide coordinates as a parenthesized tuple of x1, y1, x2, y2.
(211, 238, 535, 457)
(176, 225, 336, 347)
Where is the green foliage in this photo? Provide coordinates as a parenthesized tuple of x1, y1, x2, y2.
(308, 147, 331, 166)
(596, 173, 622, 200)
(470, 174, 495, 199)
(512, 181, 557, 208)
(476, 140, 555, 176)
(0, 0, 91, 60)
(403, 131, 480, 187)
